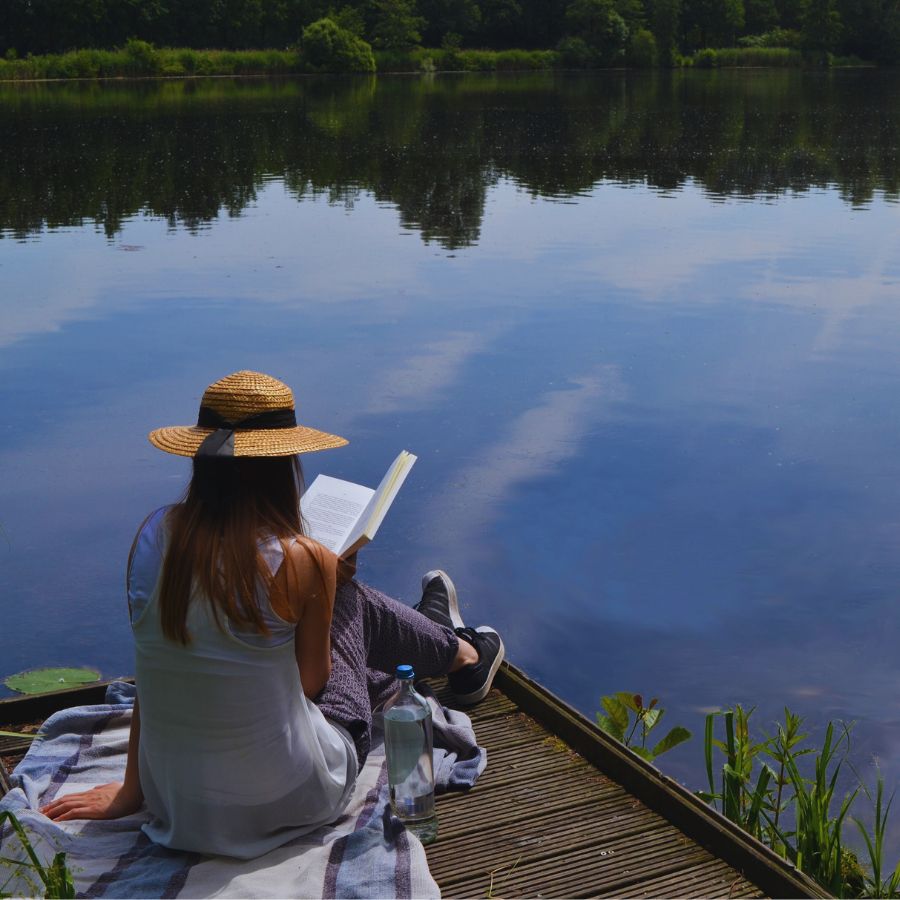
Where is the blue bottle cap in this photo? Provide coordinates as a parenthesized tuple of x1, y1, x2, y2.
(396, 664, 414, 679)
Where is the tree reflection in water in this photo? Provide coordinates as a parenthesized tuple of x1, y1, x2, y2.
(1, 70, 898, 249)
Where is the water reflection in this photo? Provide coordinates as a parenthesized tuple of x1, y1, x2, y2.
(2, 70, 899, 249)
(4, 72, 900, 818)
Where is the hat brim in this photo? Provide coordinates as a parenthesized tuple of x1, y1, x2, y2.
(148, 425, 348, 458)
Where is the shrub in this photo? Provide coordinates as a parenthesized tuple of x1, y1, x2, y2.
(626, 28, 657, 67)
(688, 46, 803, 67)
(557, 35, 595, 67)
(302, 18, 376, 72)
(739, 27, 803, 48)
(693, 47, 718, 67)
(123, 38, 161, 75)
(177, 49, 198, 73)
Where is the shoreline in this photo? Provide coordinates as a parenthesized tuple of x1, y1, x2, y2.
(0, 45, 875, 85)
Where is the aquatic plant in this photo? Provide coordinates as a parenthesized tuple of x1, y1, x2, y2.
(0, 811, 75, 899)
(700, 706, 774, 842)
(3, 669, 99, 696)
(853, 776, 900, 898)
(701, 705, 878, 897)
(595, 692, 691, 762)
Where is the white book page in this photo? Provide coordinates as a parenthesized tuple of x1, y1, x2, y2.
(300, 475, 375, 555)
(341, 451, 416, 555)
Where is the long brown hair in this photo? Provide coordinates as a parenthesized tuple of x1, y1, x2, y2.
(159, 455, 305, 644)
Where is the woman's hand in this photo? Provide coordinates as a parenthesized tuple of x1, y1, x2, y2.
(337, 552, 358, 584)
(40, 782, 142, 822)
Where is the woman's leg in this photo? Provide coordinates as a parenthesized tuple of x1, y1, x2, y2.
(313, 582, 375, 765)
(357, 581, 460, 678)
(314, 580, 460, 765)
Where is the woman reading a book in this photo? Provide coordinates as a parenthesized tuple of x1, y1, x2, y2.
(40, 370, 504, 857)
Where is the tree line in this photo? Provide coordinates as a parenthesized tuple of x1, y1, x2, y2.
(1, 73, 896, 248)
(1, 0, 900, 65)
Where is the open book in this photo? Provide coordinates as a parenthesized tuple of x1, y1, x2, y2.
(300, 450, 417, 557)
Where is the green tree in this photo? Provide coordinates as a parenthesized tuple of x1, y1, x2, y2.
(418, 0, 481, 45)
(776, 0, 806, 29)
(625, 26, 658, 64)
(480, 0, 524, 46)
(682, 0, 744, 48)
(648, 0, 681, 63)
(744, 0, 779, 32)
(564, 0, 629, 62)
(369, 0, 425, 48)
(614, 0, 645, 29)
(801, 0, 841, 51)
(301, 16, 376, 70)
(219, 0, 265, 47)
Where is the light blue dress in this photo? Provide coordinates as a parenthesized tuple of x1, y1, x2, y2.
(126, 507, 357, 859)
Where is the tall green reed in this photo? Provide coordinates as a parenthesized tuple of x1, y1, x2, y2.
(700, 706, 774, 841)
(703, 706, 869, 897)
(0, 810, 75, 899)
(853, 775, 900, 898)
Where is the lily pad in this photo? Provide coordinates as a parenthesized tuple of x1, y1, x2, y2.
(4, 667, 100, 695)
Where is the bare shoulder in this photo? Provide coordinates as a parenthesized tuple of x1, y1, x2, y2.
(278, 536, 338, 619)
(287, 535, 339, 571)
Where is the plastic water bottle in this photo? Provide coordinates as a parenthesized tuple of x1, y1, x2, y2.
(383, 664, 438, 844)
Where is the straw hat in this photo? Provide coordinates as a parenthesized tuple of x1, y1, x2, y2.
(148, 371, 348, 458)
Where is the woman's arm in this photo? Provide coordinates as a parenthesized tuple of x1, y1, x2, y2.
(41, 698, 144, 821)
(279, 540, 336, 700)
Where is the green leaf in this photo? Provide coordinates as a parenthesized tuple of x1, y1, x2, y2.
(4, 667, 100, 695)
(705, 714, 716, 798)
(615, 691, 641, 713)
(601, 695, 629, 738)
(642, 708, 661, 732)
(631, 746, 654, 761)
(596, 713, 614, 734)
(651, 725, 692, 758)
(596, 712, 625, 742)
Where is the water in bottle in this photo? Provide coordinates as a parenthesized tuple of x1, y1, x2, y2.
(383, 664, 438, 844)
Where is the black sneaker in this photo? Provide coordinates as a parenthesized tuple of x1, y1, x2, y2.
(448, 626, 505, 706)
(415, 569, 465, 632)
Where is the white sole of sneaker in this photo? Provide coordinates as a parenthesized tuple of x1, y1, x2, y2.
(452, 627, 505, 707)
(421, 569, 465, 630)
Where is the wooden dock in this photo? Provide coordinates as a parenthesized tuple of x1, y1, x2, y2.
(428, 663, 826, 899)
(1, 665, 828, 898)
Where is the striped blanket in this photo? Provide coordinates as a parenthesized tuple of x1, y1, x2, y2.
(0, 682, 485, 899)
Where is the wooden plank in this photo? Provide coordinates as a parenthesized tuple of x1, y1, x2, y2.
(430, 804, 671, 874)
(0, 757, 11, 799)
(434, 762, 621, 812)
(0, 734, 36, 755)
(437, 790, 642, 837)
(442, 825, 708, 897)
(495, 662, 828, 899)
(596, 858, 756, 898)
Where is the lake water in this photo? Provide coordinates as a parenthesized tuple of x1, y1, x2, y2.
(2, 70, 900, 797)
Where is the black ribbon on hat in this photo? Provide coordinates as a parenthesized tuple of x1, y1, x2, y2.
(195, 405, 297, 457)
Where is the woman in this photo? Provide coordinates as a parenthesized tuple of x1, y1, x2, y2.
(41, 370, 504, 858)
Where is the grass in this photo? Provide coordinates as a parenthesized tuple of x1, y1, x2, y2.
(0, 810, 75, 899)
(687, 46, 805, 67)
(376, 47, 558, 73)
(0, 42, 303, 81)
(0, 42, 563, 82)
